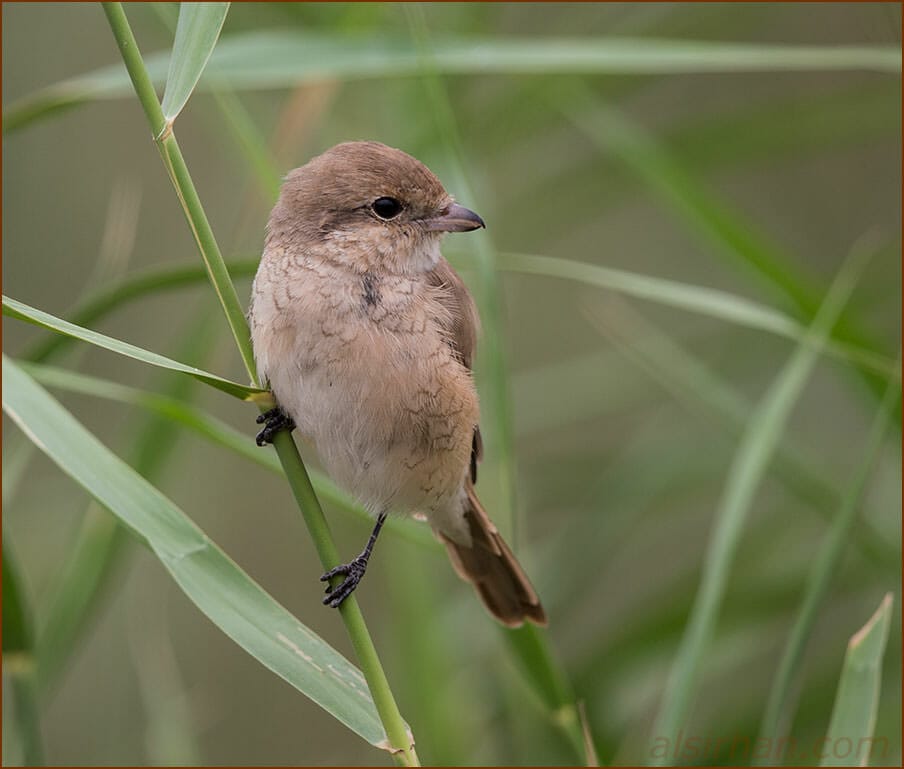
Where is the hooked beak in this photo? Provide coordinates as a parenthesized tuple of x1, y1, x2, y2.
(422, 202, 485, 233)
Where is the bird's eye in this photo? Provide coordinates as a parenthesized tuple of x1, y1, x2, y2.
(371, 197, 403, 220)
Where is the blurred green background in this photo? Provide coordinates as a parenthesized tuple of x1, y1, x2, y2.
(2, 2, 901, 765)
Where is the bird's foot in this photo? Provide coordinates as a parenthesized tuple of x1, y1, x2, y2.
(255, 407, 295, 446)
(320, 553, 370, 608)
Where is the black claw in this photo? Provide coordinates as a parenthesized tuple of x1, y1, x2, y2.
(320, 555, 369, 608)
(255, 406, 295, 446)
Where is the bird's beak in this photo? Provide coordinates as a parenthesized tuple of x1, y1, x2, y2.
(422, 202, 485, 233)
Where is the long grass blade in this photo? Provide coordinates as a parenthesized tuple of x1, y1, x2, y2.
(487, 251, 898, 380)
(2, 354, 394, 749)
(4, 33, 899, 131)
(35, 309, 217, 696)
(649, 239, 874, 764)
(21, 261, 255, 363)
(582, 297, 896, 571)
(3, 294, 263, 400)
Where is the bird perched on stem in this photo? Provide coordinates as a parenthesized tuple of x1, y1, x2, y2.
(250, 141, 546, 627)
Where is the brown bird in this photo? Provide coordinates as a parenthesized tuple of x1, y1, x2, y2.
(249, 141, 546, 627)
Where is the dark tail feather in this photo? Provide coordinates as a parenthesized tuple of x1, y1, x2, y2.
(439, 485, 547, 627)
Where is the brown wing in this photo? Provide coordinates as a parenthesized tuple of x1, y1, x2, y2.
(426, 257, 479, 368)
(426, 258, 483, 481)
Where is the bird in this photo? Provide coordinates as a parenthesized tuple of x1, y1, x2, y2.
(249, 141, 546, 627)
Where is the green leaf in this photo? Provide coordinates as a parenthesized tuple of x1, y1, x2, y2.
(488, 252, 898, 380)
(821, 594, 894, 767)
(161, 3, 230, 123)
(35, 308, 219, 694)
(1, 354, 392, 749)
(585, 298, 896, 572)
(4, 33, 898, 132)
(649, 240, 874, 763)
(21, 261, 257, 364)
(3, 295, 264, 401)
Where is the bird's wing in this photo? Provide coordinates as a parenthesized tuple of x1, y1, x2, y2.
(426, 257, 483, 481)
(426, 257, 479, 369)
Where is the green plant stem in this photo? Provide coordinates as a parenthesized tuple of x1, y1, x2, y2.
(101, 2, 255, 382)
(102, 4, 417, 763)
(272, 433, 417, 765)
(755, 360, 901, 764)
(504, 624, 587, 761)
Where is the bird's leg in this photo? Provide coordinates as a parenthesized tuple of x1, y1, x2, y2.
(320, 512, 388, 608)
(255, 406, 296, 446)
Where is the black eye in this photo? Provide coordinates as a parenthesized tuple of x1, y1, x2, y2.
(372, 197, 402, 220)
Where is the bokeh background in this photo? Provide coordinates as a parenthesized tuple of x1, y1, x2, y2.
(2, 2, 901, 766)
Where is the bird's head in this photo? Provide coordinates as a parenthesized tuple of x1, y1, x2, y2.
(268, 141, 484, 274)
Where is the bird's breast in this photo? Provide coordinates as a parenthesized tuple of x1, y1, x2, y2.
(255, 261, 478, 515)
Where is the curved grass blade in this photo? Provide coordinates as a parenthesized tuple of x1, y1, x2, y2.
(3, 295, 264, 401)
(5, 33, 899, 133)
(22, 261, 256, 363)
(649, 240, 874, 764)
(161, 3, 230, 123)
(35, 308, 218, 695)
(582, 298, 896, 572)
(820, 594, 894, 767)
(488, 252, 898, 381)
(2, 355, 392, 749)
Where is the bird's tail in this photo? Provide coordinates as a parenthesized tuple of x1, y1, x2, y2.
(438, 485, 547, 627)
